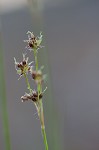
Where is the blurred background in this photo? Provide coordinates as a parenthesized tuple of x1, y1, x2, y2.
(0, 0, 99, 150)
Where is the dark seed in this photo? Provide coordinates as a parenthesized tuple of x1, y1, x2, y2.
(32, 97, 37, 102)
(22, 61, 26, 65)
(32, 72, 36, 79)
(39, 93, 43, 99)
(17, 63, 23, 68)
(33, 92, 38, 98)
(29, 42, 33, 48)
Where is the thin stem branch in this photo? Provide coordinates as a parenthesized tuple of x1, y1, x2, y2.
(41, 127, 48, 150)
(24, 73, 32, 93)
(34, 49, 38, 71)
(33, 48, 49, 150)
(40, 99, 48, 150)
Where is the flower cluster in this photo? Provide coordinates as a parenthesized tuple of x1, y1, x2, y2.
(21, 90, 43, 102)
(14, 54, 33, 77)
(24, 31, 43, 50)
(14, 31, 46, 104)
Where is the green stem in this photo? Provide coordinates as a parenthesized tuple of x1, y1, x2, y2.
(40, 100, 48, 150)
(1, 94, 11, 150)
(0, 45, 11, 150)
(24, 73, 32, 93)
(34, 49, 38, 71)
(33, 49, 49, 150)
(41, 127, 48, 150)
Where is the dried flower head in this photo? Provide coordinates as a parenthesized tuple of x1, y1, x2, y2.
(31, 69, 47, 84)
(21, 90, 43, 102)
(31, 66, 47, 84)
(14, 54, 33, 77)
(24, 31, 43, 50)
(32, 70, 43, 83)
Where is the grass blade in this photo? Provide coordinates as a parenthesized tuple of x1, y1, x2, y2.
(0, 31, 11, 150)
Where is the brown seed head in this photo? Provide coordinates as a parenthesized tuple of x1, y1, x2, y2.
(31, 70, 43, 83)
(21, 91, 43, 102)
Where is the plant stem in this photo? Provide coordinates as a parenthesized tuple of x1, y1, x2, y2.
(2, 100, 11, 150)
(40, 99, 48, 150)
(34, 49, 38, 71)
(33, 48, 49, 150)
(24, 73, 32, 93)
(41, 127, 48, 150)
(0, 45, 11, 150)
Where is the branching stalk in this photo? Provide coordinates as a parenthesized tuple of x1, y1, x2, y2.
(14, 31, 49, 150)
(33, 49, 49, 150)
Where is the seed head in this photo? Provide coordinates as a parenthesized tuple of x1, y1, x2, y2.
(14, 54, 33, 77)
(31, 70, 43, 83)
(24, 31, 43, 50)
(21, 90, 43, 102)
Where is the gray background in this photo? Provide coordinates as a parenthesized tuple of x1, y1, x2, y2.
(1, 0, 99, 149)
